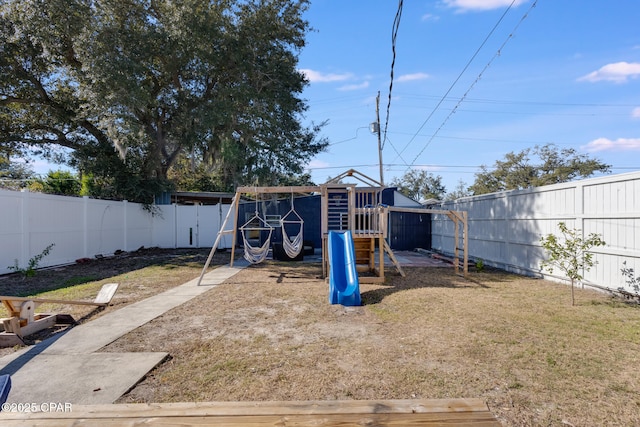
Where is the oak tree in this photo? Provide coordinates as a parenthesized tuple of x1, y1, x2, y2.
(0, 0, 326, 202)
(391, 169, 446, 202)
(470, 144, 610, 195)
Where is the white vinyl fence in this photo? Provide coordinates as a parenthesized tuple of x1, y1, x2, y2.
(0, 189, 232, 275)
(431, 171, 640, 293)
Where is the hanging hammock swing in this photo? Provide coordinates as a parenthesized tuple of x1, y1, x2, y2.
(240, 198, 274, 264)
(280, 194, 304, 259)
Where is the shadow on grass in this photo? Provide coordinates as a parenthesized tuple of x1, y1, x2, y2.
(360, 266, 517, 306)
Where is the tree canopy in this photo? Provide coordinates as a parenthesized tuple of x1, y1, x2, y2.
(0, 0, 327, 202)
(0, 156, 35, 191)
(28, 170, 81, 196)
(469, 144, 610, 195)
(391, 169, 446, 202)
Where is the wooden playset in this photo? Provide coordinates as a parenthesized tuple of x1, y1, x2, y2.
(198, 169, 468, 286)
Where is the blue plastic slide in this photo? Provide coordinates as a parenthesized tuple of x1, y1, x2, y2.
(327, 230, 361, 306)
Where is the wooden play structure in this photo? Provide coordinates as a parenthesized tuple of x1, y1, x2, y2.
(198, 169, 468, 285)
(0, 283, 119, 347)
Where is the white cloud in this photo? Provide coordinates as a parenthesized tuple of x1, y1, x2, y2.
(306, 159, 330, 171)
(397, 72, 430, 83)
(632, 107, 640, 119)
(582, 137, 640, 152)
(577, 62, 640, 84)
(299, 69, 352, 83)
(338, 81, 369, 91)
(421, 13, 440, 22)
(443, 0, 528, 12)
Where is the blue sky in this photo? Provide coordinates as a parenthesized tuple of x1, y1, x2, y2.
(298, 0, 640, 191)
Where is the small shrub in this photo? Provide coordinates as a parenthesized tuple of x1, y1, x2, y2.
(540, 222, 605, 306)
(8, 243, 55, 279)
(620, 261, 640, 294)
(475, 258, 485, 271)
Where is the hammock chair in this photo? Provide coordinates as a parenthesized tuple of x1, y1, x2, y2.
(240, 203, 274, 264)
(280, 195, 304, 258)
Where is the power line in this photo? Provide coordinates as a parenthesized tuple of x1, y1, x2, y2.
(392, 0, 520, 167)
(385, 131, 571, 146)
(405, 0, 539, 171)
(306, 163, 640, 173)
(382, 0, 403, 151)
(394, 93, 639, 108)
(327, 127, 369, 146)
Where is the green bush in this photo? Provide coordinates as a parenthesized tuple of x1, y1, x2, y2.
(8, 243, 55, 279)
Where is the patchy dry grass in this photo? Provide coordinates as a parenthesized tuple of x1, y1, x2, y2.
(100, 262, 640, 427)
(0, 248, 229, 350)
(3, 253, 640, 426)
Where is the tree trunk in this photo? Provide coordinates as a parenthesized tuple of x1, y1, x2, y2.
(571, 279, 575, 306)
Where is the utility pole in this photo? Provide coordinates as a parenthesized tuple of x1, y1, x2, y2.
(374, 91, 384, 186)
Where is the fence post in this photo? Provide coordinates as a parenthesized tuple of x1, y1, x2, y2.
(196, 204, 200, 248)
(83, 196, 89, 258)
(20, 189, 30, 268)
(123, 200, 128, 251)
(173, 204, 178, 249)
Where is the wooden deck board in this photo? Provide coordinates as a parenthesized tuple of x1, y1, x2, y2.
(0, 398, 500, 426)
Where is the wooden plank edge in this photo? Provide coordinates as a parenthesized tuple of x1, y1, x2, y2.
(0, 296, 106, 307)
(0, 412, 501, 426)
(93, 283, 119, 305)
(0, 398, 492, 419)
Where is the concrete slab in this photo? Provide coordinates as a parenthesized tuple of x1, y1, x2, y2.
(390, 251, 452, 268)
(5, 352, 168, 404)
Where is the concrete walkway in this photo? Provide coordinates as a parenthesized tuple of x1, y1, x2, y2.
(0, 263, 246, 405)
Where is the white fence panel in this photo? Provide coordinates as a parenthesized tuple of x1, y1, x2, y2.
(0, 189, 234, 275)
(432, 171, 640, 293)
(125, 201, 153, 251)
(196, 204, 233, 249)
(176, 206, 198, 248)
(150, 204, 232, 249)
(151, 205, 177, 249)
(26, 192, 86, 267)
(84, 198, 126, 257)
(0, 190, 26, 271)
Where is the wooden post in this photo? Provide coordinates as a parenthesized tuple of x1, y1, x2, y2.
(453, 215, 460, 275)
(229, 193, 241, 268)
(197, 194, 238, 286)
(463, 211, 469, 276)
(321, 185, 328, 278)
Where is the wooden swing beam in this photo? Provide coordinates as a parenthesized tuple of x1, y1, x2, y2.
(197, 186, 322, 285)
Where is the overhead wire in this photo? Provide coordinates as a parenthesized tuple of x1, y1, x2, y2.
(389, 0, 522, 170)
(404, 0, 539, 172)
(382, 0, 403, 151)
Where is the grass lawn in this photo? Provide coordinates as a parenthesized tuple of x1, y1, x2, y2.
(3, 251, 639, 426)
